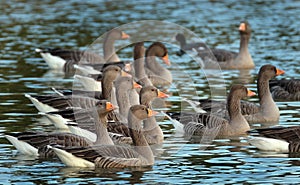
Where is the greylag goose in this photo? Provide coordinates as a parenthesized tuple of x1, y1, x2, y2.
(114, 76, 142, 122)
(133, 42, 152, 86)
(198, 21, 254, 69)
(42, 76, 141, 130)
(36, 29, 130, 72)
(144, 42, 173, 87)
(175, 33, 207, 56)
(248, 126, 300, 153)
(5, 100, 116, 157)
(25, 65, 125, 113)
(169, 85, 255, 137)
(51, 85, 168, 145)
(59, 85, 168, 144)
(108, 85, 168, 143)
(49, 105, 156, 168)
(199, 65, 285, 123)
(269, 79, 300, 101)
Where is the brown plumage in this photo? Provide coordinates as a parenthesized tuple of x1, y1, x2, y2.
(198, 21, 254, 69)
(36, 29, 130, 72)
(5, 100, 115, 157)
(144, 42, 173, 86)
(269, 79, 300, 101)
(170, 85, 255, 137)
(198, 65, 285, 123)
(50, 105, 156, 168)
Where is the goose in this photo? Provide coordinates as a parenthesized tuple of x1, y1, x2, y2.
(175, 33, 207, 56)
(269, 79, 300, 101)
(40, 76, 141, 130)
(73, 60, 133, 91)
(248, 126, 300, 153)
(133, 42, 152, 86)
(107, 85, 168, 143)
(198, 65, 285, 123)
(198, 21, 254, 69)
(114, 76, 142, 122)
(48, 105, 157, 168)
(25, 65, 125, 113)
(5, 100, 116, 157)
(36, 29, 130, 72)
(50, 85, 168, 145)
(168, 85, 255, 137)
(144, 42, 173, 87)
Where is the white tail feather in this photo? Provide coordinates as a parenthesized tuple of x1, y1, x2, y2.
(35, 48, 42, 53)
(39, 52, 66, 69)
(68, 125, 96, 142)
(181, 97, 206, 113)
(25, 93, 58, 113)
(39, 112, 70, 130)
(74, 75, 102, 91)
(48, 145, 95, 168)
(160, 111, 184, 134)
(5, 135, 38, 156)
(51, 87, 64, 96)
(248, 136, 289, 152)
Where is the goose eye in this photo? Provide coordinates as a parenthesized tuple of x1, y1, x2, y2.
(151, 89, 155, 91)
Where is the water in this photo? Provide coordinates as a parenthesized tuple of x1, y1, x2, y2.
(0, 0, 300, 184)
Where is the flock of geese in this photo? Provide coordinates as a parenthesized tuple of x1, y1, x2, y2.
(5, 21, 300, 168)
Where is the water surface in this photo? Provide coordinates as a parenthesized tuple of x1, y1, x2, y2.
(0, 0, 300, 184)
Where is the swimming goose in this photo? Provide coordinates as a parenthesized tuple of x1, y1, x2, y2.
(36, 29, 130, 71)
(169, 85, 255, 137)
(52, 85, 168, 145)
(49, 105, 157, 168)
(248, 126, 300, 153)
(107, 85, 169, 142)
(144, 42, 173, 87)
(199, 65, 285, 123)
(114, 76, 142, 122)
(42, 76, 141, 130)
(59, 85, 168, 144)
(5, 100, 115, 157)
(198, 21, 254, 69)
(133, 42, 152, 87)
(175, 33, 207, 56)
(269, 79, 300, 101)
(25, 65, 125, 113)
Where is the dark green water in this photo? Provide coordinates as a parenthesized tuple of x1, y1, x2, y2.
(0, 0, 299, 184)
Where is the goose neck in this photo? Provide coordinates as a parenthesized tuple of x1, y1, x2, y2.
(101, 76, 113, 100)
(94, 112, 114, 145)
(227, 93, 242, 120)
(257, 75, 273, 106)
(239, 33, 250, 54)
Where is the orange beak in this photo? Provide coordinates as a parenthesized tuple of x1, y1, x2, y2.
(121, 70, 132, 77)
(133, 81, 142, 89)
(247, 89, 256, 97)
(121, 32, 130, 39)
(147, 108, 159, 117)
(162, 54, 171, 66)
(157, 89, 169, 98)
(106, 102, 115, 110)
(276, 68, 285, 76)
(239, 23, 246, 31)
